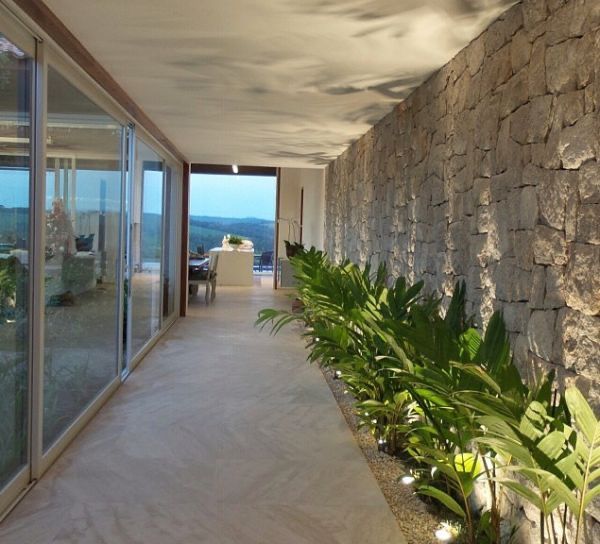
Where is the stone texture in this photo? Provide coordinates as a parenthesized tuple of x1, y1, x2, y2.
(324, 9, 600, 533)
(533, 225, 567, 265)
(579, 161, 600, 203)
(558, 114, 598, 170)
(564, 243, 600, 315)
(554, 308, 600, 377)
(527, 310, 557, 361)
(546, 38, 579, 94)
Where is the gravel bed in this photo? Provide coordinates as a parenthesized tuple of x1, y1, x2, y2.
(321, 365, 443, 544)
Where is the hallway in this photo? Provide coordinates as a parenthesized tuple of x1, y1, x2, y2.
(0, 283, 405, 543)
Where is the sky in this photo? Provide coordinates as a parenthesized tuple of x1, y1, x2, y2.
(0, 170, 277, 220)
(189, 174, 276, 220)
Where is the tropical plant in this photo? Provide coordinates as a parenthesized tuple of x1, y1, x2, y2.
(227, 234, 243, 245)
(256, 249, 600, 544)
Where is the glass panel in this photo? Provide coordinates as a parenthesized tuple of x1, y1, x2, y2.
(43, 67, 123, 451)
(162, 165, 177, 319)
(130, 140, 163, 356)
(0, 33, 31, 489)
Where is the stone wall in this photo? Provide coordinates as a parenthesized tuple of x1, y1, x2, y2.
(325, 0, 600, 409)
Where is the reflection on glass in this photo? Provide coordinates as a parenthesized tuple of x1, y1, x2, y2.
(0, 33, 31, 490)
(43, 67, 123, 451)
(162, 165, 177, 319)
(130, 141, 163, 356)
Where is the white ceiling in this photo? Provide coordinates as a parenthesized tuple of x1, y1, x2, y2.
(44, 0, 515, 168)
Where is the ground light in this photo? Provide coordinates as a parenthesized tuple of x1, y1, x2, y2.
(400, 475, 415, 485)
(434, 527, 453, 542)
(434, 522, 459, 542)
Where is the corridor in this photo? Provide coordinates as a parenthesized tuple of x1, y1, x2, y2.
(0, 283, 405, 543)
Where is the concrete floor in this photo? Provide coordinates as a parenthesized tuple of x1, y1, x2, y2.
(0, 281, 406, 544)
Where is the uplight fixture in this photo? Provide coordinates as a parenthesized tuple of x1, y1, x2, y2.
(400, 475, 415, 485)
(232, 164, 239, 174)
(434, 527, 453, 542)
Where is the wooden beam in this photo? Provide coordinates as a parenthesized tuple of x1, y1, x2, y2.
(180, 162, 190, 316)
(11, 0, 186, 164)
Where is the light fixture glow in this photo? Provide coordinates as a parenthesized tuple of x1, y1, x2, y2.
(435, 528, 453, 542)
(334, 370, 342, 379)
(232, 164, 239, 174)
(401, 475, 415, 485)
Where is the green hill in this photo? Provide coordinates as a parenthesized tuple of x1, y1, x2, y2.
(189, 215, 274, 254)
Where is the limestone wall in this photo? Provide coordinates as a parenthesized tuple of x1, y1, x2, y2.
(325, 0, 599, 405)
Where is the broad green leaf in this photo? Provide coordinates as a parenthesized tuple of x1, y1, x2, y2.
(566, 388, 599, 445)
(418, 485, 466, 518)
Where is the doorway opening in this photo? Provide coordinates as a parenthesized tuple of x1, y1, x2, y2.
(188, 165, 277, 301)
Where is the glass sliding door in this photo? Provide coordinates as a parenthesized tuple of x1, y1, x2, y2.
(129, 140, 163, 358)
(43, 66, 123, 451)
(162, 164, 179, 321)
(0, 31, 32, 496)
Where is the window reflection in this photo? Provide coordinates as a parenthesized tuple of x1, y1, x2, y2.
(129, 142, 163, 356)
(43, 67, 123, 451)
(0, 33, 31, 489)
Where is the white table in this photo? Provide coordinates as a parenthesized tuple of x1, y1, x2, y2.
(209, 248, 254, 286)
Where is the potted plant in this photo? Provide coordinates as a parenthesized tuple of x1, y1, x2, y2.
(284, 240, 304, 258)
(227, 234, 243, 249)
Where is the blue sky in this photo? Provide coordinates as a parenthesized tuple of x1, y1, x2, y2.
(189, 174, 276, 220)
(0, 170, 277, 220)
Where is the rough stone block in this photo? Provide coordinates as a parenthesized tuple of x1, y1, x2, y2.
(523, 0, 547, 32)
(529, 265, 546, 308)
(545, 266, 566, 309)
(528, 95, 554, 144)
(577, 204, 600, 245)
(500, 69, 530, 119)
(496, 259, 530, 301)
(475, 94, 501, 152)
(556, 90, 585, 128)
(528, 37, 547, 97)
(491, 171, 516, 202)
(466, 35, 486, 77)
(546, 2, 587, 45)
(503, 302, 531, 332)
(476, 205, 491, 234)
(533, 225, 567, 265)
(497, 118, 522, 173)
(511, 29, 532, 73)
(554, 308, 600, 375)
(469, 234, 493, 267)
(564, 243, 600, 315)
(543, 119, 563, 170)
(515, 230, 535, 270)
(510, 103, 530, 145)
(558, 114, 598, 170)
(527, 309, 557, 361)
(546, 38, 579, 94)
(522, 163, 547, 186)
(474, 178, 491, 205)
(481, 44, 512, 98)
(579, 160, 600, 204)
(518, 186, 539, 229)
(537, 169, 572, 230)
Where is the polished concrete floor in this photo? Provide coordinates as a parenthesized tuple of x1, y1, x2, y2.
(0, 281, 406, 544)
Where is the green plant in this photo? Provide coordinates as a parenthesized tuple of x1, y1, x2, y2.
(256, 249, 600, 543)
(227, 234, 243, 245)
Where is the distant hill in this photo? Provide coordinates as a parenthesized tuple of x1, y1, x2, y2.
(189, 215, 274, 254)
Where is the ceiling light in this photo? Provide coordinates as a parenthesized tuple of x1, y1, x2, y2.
(232, 164, 238, 174)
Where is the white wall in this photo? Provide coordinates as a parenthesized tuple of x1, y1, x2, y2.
(277, 168, 325, 256)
